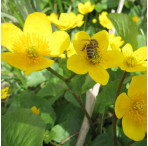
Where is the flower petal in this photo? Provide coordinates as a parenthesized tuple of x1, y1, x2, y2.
(1, 23, 23, 52)
(23, 12, 52, 37)
(133, 46, 147, 61)
(122, 114, 146, 141)
(92, 30, 109, 51)
(73, 31, 90, 56)
(78, 3, 85, 14)
(2, 52, 28, 71)
(67, 55, 89, 74)
(102, 50, 123, 69)
(122, 61, 147, 72)
(128, 75, 147, 98)
(49, 31, 70, 57)
(89, 65, 109, 85)
(122, 44, 133, 57)
(24, 57, 54, 75)
(115, 93, 131, 119)
(2, 52, 54, 75)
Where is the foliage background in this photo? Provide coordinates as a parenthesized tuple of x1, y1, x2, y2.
(1, 0, 147, 146)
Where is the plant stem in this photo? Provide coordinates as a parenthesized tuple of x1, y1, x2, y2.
(57, 0, 63, 13)
(72, 92, 95, 131)
(60, 132, 79, 144)
(47, 67, 95, 131)
(112, 71, 127, 146)
(125, 140, 135, 146)
(83, 14, 88, 31)
(47, 67, 67, 82)
(65, 73, 76, 82)
(15, 69, 26, 88)
(47, 67, 76, 82)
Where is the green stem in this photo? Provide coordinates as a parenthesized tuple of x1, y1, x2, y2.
(83, 14, 88, 31)
(47, 67, 67, 82)
(47, 67, 95, 131)
(112, 71, 127, 146)
(72, 92, 95, 132)
(125, 140, 135, 146)
(15, 69, 26, 88)
(57, 0, 63, 13)
(65, 73, 76, 82)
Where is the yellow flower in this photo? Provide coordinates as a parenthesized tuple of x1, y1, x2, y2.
(78, 1, 95, 15)
(49, 12, 84, 31)
(48, 13, 58, 24)
(1, 87, 10, 99)
(67, 43, 77, 58)
(98, 11, 113, 29)
(67, 31, 123, 85)
(59, 43, 76, 58)
(119, 44, 147, 72)
(115, 75, 147, 141)
(132, 16, 140, 23)
(31, 106, 40, 115)
(1, 12, 70, 75)
(108, 34, 124, 51)
(92, 18, 97, 23)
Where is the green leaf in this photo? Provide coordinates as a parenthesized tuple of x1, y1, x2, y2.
(130, 138, 147, 146)
(7, 91, 56, 128)
(91, 125, 122, 146)
(92, 133, 121, 146)
(37, 81, 67, 98)
(25, 69, 50, 87)
(69, 74, 95, 95)
(2, 109, 46, 146)
(108, 13, 139, 51)
(1, 12, 19, 23)
(49, 101, 83, 144)
(95, 0, 107, 13)
(49, 124, 69, 142)
(94, 79, 126, 114)
(81, 74, 96, 93)
(64, 91, 80, 108)
(107, 0, 119, 8)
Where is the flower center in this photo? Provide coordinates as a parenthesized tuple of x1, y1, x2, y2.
(129, 98, 147, 124)
(133, 100, 146, 113)
(126, 56, 137, 67)
(88, 51, 101, 64)
(26, 47, 38, 58)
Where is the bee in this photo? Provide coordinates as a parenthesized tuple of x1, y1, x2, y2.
(81, 39, 99, 59)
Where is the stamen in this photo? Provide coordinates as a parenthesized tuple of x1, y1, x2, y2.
(26, 46, 38, 58)
(126, 56, 137, 67)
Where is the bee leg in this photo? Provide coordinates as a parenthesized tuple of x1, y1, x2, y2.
(81, 43, 87, 51)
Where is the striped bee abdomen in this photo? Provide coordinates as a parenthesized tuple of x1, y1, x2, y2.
(87, 46, 94, 59)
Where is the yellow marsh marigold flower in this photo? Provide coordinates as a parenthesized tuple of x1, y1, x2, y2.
(48, 13, 58, 24)
(59, 43, 76, 58)
(1, 12, 70, 75)
(108, 33, 124, 51)
(31, 106, 40, 115)
(92, 18, 97, 23)
(99, 11, 113, 29)
(1, 87, 10, 100)
(67, 31, 123, 85)
(48, 12, 84, 31)
(119, 44, 147, 72)
(67, 43, 76, 58)
(115, 75, 147, 141)
(132, 16, 140, 23)
(78, 1, 95, 15)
